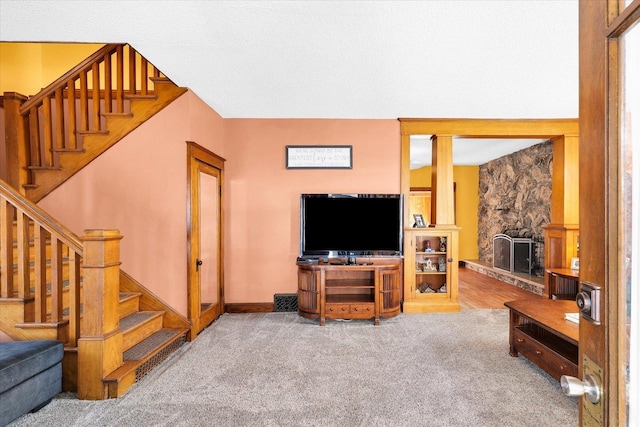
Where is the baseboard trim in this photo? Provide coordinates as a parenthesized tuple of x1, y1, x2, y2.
(225, 302, 274, 313)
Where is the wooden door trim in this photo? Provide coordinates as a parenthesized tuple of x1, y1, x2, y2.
(186, 141, 225, 338)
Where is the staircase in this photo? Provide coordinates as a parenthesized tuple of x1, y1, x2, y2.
(3, 43, 187, 202)
(0, 44, 191, 399)
(105, 293, 188, 398)
(0, 180, 190, 398)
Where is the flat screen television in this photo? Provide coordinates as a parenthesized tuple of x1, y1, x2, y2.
(299, 193, 403, 259)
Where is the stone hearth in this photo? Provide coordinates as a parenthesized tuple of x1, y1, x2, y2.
(462, 259, 544, 295)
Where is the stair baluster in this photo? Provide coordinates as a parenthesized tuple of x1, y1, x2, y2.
(3, 44, 183, 202)
(0, 42, 190, 400)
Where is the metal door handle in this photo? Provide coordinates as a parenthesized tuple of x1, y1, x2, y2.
(560, 375, 601, 404)
(196, 259, 203, 271)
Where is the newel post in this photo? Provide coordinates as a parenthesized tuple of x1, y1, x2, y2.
(77, 229, 123, 400)
(2, 92, 29, 192)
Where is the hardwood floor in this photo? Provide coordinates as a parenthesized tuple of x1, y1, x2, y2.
(458, 267, 543, 310)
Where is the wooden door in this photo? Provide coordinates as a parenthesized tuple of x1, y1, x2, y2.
(378, 266, 401, 316)
(297, 266, 321, 315)
(577, 1, 639, 425)
(187, 142, 225, 338)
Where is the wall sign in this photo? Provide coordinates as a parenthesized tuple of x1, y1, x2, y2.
(286, 145, 353, 169)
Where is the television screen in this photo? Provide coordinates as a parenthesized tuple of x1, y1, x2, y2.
(300, 194, 403, 258)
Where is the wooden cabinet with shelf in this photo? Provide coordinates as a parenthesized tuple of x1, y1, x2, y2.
(297, 260, 402, 326)
(403, 227, 460, 312)
(546, 268, 579, 300)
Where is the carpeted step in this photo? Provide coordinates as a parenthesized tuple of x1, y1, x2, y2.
(104, 327, 188, 398)
(120, 311, 164, 351)
(123, 329, 183, 361)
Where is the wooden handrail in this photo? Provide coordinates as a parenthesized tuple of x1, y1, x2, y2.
(15, 44, 166, 190)
(0, 179, 82, 253)
(0, 178, 85, 347)
(20, 44, 118, 113)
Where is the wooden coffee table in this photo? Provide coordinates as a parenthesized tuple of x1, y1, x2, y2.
(504, 298, 579, 381)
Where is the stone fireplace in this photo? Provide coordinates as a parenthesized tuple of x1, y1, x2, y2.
(492, 234, 534, 275)
(478, 141, 552, 277)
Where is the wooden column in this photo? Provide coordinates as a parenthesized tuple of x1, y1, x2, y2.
(77, 229, 123, 400)
(551, 134, 580, 225)
(544, 134, 580, 286)
(2, 92, 30, 193)
(430, 134, 455, 226)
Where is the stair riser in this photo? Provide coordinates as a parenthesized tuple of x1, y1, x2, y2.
(118, 296, 141, 319)
(0, 301, 69, 342)
(107, 372, 136, 399)
(122, 314, 164, 351)
(3, 290, 81, 323)
(0, 302, 33, 340)
(12, 326, 68, 343)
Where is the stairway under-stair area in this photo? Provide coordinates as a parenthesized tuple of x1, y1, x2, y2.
(0, 182, 190, 399)
(1, 43, 191, 400)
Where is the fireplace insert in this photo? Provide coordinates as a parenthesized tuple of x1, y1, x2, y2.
(492, 234, 533, 275)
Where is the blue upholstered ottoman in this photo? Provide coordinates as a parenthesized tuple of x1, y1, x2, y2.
(0, 340, 63, 427)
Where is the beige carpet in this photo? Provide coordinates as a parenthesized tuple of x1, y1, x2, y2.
(9, 310, 578, 426)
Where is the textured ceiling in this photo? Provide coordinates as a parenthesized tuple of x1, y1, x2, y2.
(0, 0, 579, 164)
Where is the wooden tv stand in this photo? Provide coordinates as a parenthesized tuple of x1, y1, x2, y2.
(504, 298, 579, 381)
(297, 259, 402, 326)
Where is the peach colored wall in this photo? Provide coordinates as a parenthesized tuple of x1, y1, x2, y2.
(38, 90, 223, 316)
(223, 119, 401, 303)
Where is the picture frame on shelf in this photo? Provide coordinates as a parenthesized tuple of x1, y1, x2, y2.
(570, 257, 580, 270)
(413, 214, 427, 228)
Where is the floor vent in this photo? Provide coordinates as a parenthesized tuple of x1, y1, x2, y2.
(274, 293, 298, 312)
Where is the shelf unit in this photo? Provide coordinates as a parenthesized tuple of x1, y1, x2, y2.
(297, 260, 402, 326)
(403, 227, 460, 313)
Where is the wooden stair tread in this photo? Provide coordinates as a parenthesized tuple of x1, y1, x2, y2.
(27, 166, 60, 171)
(76, 129, 109, 135)
(124, 94, 157, 100)
(101, 112, 133, 118)
(119, 292, 142, 302)
(54, 148, 85, 153)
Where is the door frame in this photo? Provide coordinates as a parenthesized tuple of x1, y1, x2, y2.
(579, 0, 640, 424)
(186, 141, 226, 339)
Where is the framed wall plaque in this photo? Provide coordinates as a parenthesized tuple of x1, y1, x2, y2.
(286, 145, 352, 169)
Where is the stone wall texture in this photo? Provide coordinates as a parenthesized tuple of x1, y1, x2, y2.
(477, 141, 552, 276)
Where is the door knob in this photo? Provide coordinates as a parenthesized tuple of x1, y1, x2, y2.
(560, 374, 601, 404)
(196, 259, 203, 271)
